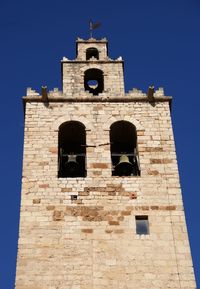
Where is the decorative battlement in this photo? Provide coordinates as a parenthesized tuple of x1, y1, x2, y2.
(24, 38, 171, 104)
(61, 56, 123, 63)
(23, 86, 172, 104)
(76, 37, 108, 43)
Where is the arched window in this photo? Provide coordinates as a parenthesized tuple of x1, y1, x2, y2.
(86, 47, 99, 60)
(110, 121, 140, 176)
(84, 68, 104, 95)
(58, 121, 86, 178)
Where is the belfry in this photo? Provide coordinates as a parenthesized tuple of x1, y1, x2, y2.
(15, 37, 196, 289)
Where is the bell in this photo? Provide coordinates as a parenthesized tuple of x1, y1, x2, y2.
(115, 154, 133, 176)
(64, 155, 80, 177)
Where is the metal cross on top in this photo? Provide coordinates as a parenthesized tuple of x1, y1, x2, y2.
(89, 20, 101, 38)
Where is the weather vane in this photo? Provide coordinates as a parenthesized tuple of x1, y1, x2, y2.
(89, 20, 101, 38)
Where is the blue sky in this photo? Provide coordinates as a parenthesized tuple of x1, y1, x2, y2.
(0, 0, 200, 288)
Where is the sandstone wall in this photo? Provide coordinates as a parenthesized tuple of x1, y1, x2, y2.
(15, 101, 196, 289)
(62, 62, 124, 96)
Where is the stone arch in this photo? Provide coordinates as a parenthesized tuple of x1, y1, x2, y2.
(53, 115, 92, 131)
(102, 115, 144, 131)
(86, 47, 99, 60)
(80, 64, 104, 74)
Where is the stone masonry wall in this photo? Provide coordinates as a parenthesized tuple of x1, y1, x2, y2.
(62, 62, 124, 96)
(76, 41, 108, 60)
(15, 101, 196, 289)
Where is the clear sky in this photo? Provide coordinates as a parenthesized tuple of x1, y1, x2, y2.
(0, 0, 200, 288)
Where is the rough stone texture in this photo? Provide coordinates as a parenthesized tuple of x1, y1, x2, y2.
(61, 38, 124, 97)
(15, 38, 196, 289)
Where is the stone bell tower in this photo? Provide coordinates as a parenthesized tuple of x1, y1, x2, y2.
(15, 37, 196, 289)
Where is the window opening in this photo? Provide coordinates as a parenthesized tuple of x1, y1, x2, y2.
(58, 121, 86, 178)
(136, 216, 149, 235)
(71, 195, 77, 201)
(110, 121, 140, 176)
(84, 69, 104, 95)
(86, 47, 99, 60)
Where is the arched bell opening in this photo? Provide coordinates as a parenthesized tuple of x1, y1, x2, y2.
(110, 121, 140, 176)
(58, 121, 86, 178)
(86, 47, 99, 60)
(84, 68, 104, 95)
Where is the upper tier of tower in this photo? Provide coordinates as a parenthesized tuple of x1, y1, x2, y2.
(61, 37, 125, 97)
(23, 37, 171, 104)
(75, 38, 109, 61)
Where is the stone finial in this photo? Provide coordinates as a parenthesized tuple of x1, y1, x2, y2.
(62, 56, 69, 61)
(154, 87, 165, 97)
(26, 87, 40, 97)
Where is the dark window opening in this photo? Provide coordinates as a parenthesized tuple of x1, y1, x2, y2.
(136, 216, 149, 235)
(84, 69, 104, 95)
(110, 121, 140, 176)
(71, 195, 77, 201)
(86, 47, 99, 60)
(58, 121, 86, 178)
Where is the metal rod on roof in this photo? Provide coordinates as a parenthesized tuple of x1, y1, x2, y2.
(89, 20, 101, 38)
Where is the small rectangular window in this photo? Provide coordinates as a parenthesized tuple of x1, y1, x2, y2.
(71, 195, 77, 201)
(135, 216, 149, 235)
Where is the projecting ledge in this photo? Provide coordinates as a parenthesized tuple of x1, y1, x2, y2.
(23, 86, 172, 103)
(23, 95, 172, 103)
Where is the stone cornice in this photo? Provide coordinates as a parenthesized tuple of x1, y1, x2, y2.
(23, 95, 172, 103)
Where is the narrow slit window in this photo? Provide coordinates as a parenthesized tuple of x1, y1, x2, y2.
(135, 216, 149, 235)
